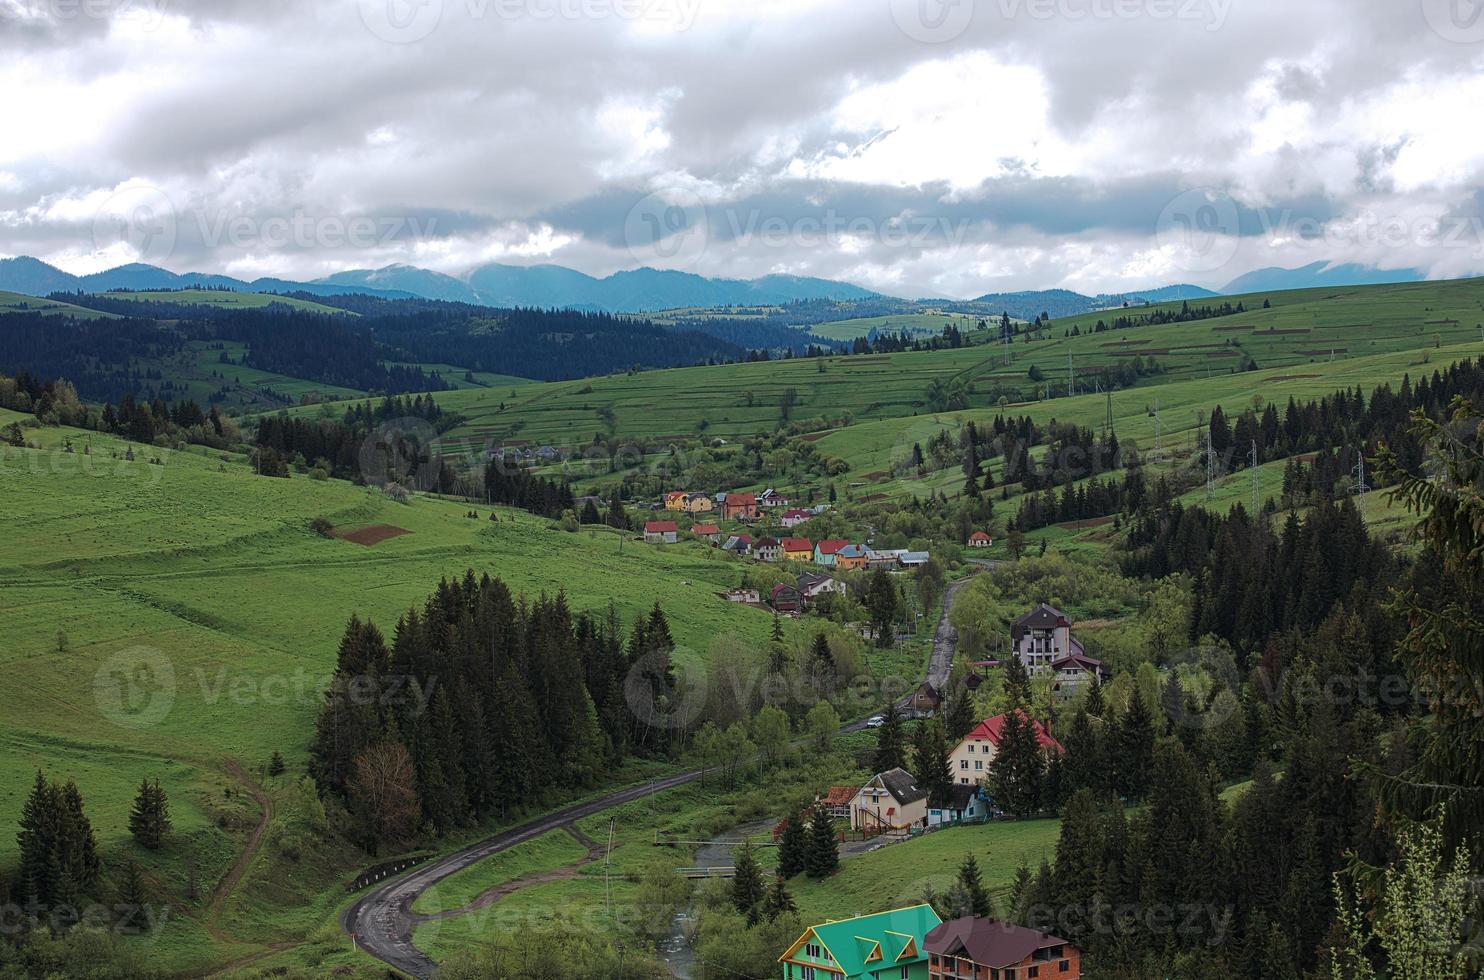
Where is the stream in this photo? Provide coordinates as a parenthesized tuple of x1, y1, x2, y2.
(657, 818, 778, 979)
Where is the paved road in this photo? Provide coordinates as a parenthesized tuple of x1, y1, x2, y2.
(342, 564, 991, 977)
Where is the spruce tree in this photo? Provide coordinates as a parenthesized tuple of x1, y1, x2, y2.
(777, 810, 807, 879)
(16, 770, 57, 906)
(128, 777, 171, 850)
(730, 839, 766, 920)
(268, 751, 286, 777)
(956, 854, 993, 918)
(762, 873, 797, 921)
(1117, 692, 1156, 800)
(988, 709, 1044, 817)
(943, 682, 976, 741)
(56, 780, 100, 898)
(118, 860, 150, 932)
(805, 805, 839, 879)
(872, 701, 906, 773)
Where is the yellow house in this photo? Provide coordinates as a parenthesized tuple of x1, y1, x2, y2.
(664, 491, 689, 511)
(849, 768, 929, 834)
(782, 537, 814, 562)
(683, 494, 714, 513)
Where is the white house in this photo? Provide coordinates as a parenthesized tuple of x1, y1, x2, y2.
(1010, 603, 1085, 676)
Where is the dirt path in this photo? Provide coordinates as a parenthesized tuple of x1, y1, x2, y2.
(206, 760, 273, 942)
(415, 823, 606, 922)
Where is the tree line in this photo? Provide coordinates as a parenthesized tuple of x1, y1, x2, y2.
(308, 572, 682, 849)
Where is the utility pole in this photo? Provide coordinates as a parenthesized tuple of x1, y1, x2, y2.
(1250, 440, 1259, 515)
(1205, 428, 1216, 501)
(1105, 391, 1114, 438)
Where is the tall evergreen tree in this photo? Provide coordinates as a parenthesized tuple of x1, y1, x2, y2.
(128, 777, 171, 850)
(1116, 691, 1156, 800)
(805, 804, 839, 879)
(872, 701, 907, 773)
(777, 810, 808, 879)
(762, 873, 797, 921)
(956, 854, 994, 918)
(730, 839, 766, 920)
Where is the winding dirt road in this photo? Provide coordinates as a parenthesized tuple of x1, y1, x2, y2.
(342, 565, 988, 977)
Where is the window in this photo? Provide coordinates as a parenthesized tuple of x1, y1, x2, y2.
(960, 760, 968, 769)
(805, 943, 821, 959)
(975, 760, 983, 770)
(968, 744, 975, 753)
(1059, 961, 1070, 972)
(900, 967, 910, 979)
(1029, 968, 1039, 978)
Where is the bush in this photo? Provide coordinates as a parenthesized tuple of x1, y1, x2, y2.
(310, 517, 334, 537)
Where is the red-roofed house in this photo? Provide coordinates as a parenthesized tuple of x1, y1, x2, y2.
(721, 492, 758, 520)
(948, 711, 1063, 785)
(781, 509, 812, 529)
(643, 521, 678, 544)
(968, 531, 993, 548)
(782, 538, 814, 561)
(692, 523, 722, 544)
(816, 785, 859, 820)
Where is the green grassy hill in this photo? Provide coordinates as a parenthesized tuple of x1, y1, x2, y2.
(0, 290, 118, 318)
(100, 288, 354, 315)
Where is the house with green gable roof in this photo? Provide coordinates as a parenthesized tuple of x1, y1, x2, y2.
(779, 904, 943, 979)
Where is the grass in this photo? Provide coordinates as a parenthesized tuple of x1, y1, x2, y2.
(410, 829, 591, 916)
(0, 290, 118, 319)
(786, 818, 1063, 923)
(101, 288, 353, 315)
(807, 312, 982, 342)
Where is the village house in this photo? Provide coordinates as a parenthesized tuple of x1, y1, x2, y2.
(925, 918, 1081, 980)
(722, 533, 753, 556)
(663, 491, 689, 511)
(720, 491, 759, 521)
(759, 488, 790, 509)
(866, 548, 904, 571)
(783, 537, 814, 562)
(968, 530, 993, 548)
(834, 544, 869, 571)
(1049, 653, 1111, 700)
(850, 768, 929, 834)
(815, 785, 857, 821)
(780, 905, 942, 980)
(814, 539, 850, 566)
(722, 587, 760, 604)
(755, 536, 783, 562)
(771, 583, 804, 614)
(927, 784, 989, 828)
(643, 520, 678, 545)
(691, 523, 722, 544)
(797, 572, 846, 601)
(907, 681, 942, 717)
(781, 508, 813, 529)
(948, 712, 1063, 785)
(899, 551, 932, 569)
(1011, 603, 1084, 676)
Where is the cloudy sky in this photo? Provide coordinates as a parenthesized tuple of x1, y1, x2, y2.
(4, 0, 1484, 297)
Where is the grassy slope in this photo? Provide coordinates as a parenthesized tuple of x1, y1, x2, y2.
(0, 290, 118, 319)
(0, 422, 788, 972)
(102, 288, 353, 315)
(410, 829, 590, 916)
(408, 278, 1484, 456)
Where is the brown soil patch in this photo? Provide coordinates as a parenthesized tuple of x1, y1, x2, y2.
(1211, 325, 1255, 332)
(1205, 350, 1239, 357)
(798, 431, 832, 442)
(858, 493, 889, 504)
(1268, 374, 1322, 381)
(334, 524, 412, 546)
(1055, 515, 1116, 530)
(862, 470, 890, 482)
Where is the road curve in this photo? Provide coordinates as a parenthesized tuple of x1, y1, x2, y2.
(342, 565, 988, 976)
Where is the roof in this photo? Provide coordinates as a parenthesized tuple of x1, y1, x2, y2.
(781, 905, 943, 976)
(771, 583, 802, 600)
(756, 536, 780, 548)
(865, 767, 928, 806)
(924, 917, 1072, 968)
(1011, 602, 1071, 640)
(783, 509, 812, 519)
(724, 492, 757, 506)
(969, 531, 992, 542)
(665, 491, 688, 501)
(963, 711, 1063, 754)
(947, 783, 980, 811)
(1050, 653, 1104, 673)
(692, 523, 721, 534)
(837, 544, 867, 559)
(819, 785, 858, 806)
(644, 521, 678, 533)
(798, 572, 833, 589)
(816, 539, 850, 555)
(782, 537, 813, 552)
(913, 681, 941, 704)
(900, 551, 931, 564)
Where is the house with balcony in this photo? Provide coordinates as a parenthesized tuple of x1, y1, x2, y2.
(925, 917, 1081, 980)
(780, 905, 943, 980)
(849, 768, 929, 835)
(1010, 603, 1086, 677)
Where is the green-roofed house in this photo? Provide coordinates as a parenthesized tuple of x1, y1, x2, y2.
(779, 904, 943, 980)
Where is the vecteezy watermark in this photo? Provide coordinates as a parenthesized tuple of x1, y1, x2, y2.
(1155, 188, 1241, 274)
(358, 416, 443, 488)
(92, 184, 177, 266)
(623, 188, 710, 271)
(1254, 208, 1484, 258)
(93, 646, 176, 730)
(358, 0, 703, 43)
(0, 899, 172, 937)
(0, 0, 171, 30)
(992, 0, 1231, 30)
(1024, 898, 1236, 947)
(0, 441, 171, 487)
(1161, 645, 1242, 731)
(890, 0, 975, 43)
(1422, 0, 1484, 43)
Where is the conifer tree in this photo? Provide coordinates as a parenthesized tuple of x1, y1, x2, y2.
(730, 839, 766, 920)
(118, 860, 150, 932)
(128, 777, 171, 850)
(16, 770, 58, 907)
(956, 854, 994, 918)
(805, 804, 839, 879)
(268, 751, 286, 777)
(762, 873, 797, 921)
(777, 810, 807, 879)
(988, 709, 1044, 817)
(872, 701, 906, 773)
(1116, 692, 1156, 800)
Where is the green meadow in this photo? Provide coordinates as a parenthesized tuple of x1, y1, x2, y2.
(101, 288, 353, 315)
(0, 290, 117, 319)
